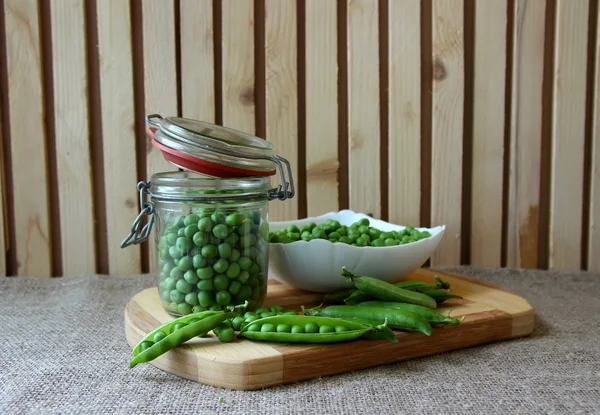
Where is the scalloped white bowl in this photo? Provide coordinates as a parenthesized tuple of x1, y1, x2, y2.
(267, 210, 446, 293)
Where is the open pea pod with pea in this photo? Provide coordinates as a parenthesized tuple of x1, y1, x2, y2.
(130, 301, 248, 368)
(238, 315, 398, 344)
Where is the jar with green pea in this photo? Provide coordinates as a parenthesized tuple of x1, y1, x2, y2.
(121, 114, 295, 316)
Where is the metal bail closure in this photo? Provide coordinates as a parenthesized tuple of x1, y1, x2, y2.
(120, 181, 155, 248)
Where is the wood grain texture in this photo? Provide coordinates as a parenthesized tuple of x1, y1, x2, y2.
(387, 0, 420, 226)
(0, 90, 5, 276)
(347, 0, 380, 218)
(589, 14, 600, 272)
(125, 268, 534, 390)
(305, 0, 339, 217)
(430, 0, 465, 266)
(470, 0, 507, 267)
(142, 0, 179, 273)
(221, 0, 255, 134)
(265, 0, 298, 222)
(4, 0, 52, 276)
(506, 0, 546, 269)
(50, 0, 96, 276)
(180, 0, 215, 123)
(549, 0, 589, 271)
(96, 0, 141, 275)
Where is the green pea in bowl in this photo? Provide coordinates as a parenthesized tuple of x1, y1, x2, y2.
(267, 210, 445, 293)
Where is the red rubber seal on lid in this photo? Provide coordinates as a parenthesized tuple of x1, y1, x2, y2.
(148, 128, 276, 178)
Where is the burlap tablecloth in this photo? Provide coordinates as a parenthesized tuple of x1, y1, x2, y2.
(1, 266, 598, 414)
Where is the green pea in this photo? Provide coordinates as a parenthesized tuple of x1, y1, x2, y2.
(239, 234, 256, 249)
(237, 271, 250, 284)
(211, 212, 226, 225)
(197, 278, 213, 291)
(170, 289, 185, 304)
(276, 324, 291, 333)
(305, 322, 319, 333)
(153, 332, 167, 343)
(226, 263, 241, 279)
(301, 231, 312, 241)
(139, 341, 153, 352)
(212, 224, 229, 239)
(183, 224, 198, 240)
(176, 279, 193, 294)
(235, 285, 252, 302)
(197, 267, 214, 280)
(213, 258, 229, 274)
(335, 325, 348, 333)
(217, 243, 232, 259)
(214, 274, 230, 291)
(178, 228, 186, 237)
(169, 246, 183, 260)
(244, 314, 259, 323)
(238, 256, 252, 271)
(164, 277, 176, 291)
(287, 224, 300, 233)
(216, 290, 232, 306)
(193, 231, 208, 247)
(193, 254, 206, 269)
(197, 291, 214, 308)
(338, 236, 352, 244)
(183, 214, 199, 227)
(184, 269, 199, 284)
(176, 256, 192, 272)
(318, 325, 335, 333)
(225, 213, 243, 226)
(231, 316, 246, 331)
(385, 238, 399, 246)
(201, 244, 217, 258)
(381, 231, 394, 240)
(261, 324, 276, 333)
(247, 323, 261, 332)
(260, 311, 276, 318)
(371, 238, 385, 247)
(210, 304, 223, 311)
(291, 325, 304, 334)
(192, 305, 204, 313)
(217, 327, 235, 342)
(177, 303, 192, 315)
(228, 281, 242, 296)
(198, 217, 214, 233)
(255, 307, 269, 314)
(170, 267, 184, 280)
(166, 233, 178, 246)
(237, 218, 253, 236)
(162, 262, 176, 274)
(176, 237, 192, 253)
(185, 292, 199, 306)
(230, 248, 241, 262)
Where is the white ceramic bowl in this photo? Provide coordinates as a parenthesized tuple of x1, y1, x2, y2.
(267, 210, 446, 293)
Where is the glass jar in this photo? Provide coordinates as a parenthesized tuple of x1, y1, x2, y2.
(121, 114, 294, 317)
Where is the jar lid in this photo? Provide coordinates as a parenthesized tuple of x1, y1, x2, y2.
(147, 114, 276, 177)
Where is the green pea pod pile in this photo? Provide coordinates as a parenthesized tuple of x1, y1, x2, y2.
(237, 315, 394, 344)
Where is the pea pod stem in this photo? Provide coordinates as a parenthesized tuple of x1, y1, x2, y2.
(341, 267, 438, 309)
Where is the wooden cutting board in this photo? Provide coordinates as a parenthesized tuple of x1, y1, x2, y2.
(124, 268, 534, 390)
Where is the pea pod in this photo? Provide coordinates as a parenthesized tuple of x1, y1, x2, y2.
(341, 267, 437, 309)
(319, 288, 358, 304)
(131, 301, 248, 356)
(303, 304, 432, 336)
(130, 311, 228, 368)
(394, 275, 450, 292)
(238, 315, 393, 344)
(357, 301, 464, 326)
(422, 290, 463, 303)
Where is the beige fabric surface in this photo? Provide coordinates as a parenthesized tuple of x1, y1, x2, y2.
(1, 266, 599, 414)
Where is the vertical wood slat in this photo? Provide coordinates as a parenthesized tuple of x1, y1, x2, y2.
(0, 87, 5, 276)
(588, 7, 600, 272)
(50, 0, 96, 276)
(305, 0, 339, 218)
(430, 0, 465, 266)
(221, 0, 255, 134)
(506, 0, 546, 269)
(4, 0, 52, 276)
(387, 0, 420, 226)
(347, 0, 380, 218)
(265, 0, 298, 222)
(96, 0, 141, 275)
(142, 0, 178, 273)
(549, 0, 589, 271)
(180, 0, 215, 123)
(470, 0, 507, 267)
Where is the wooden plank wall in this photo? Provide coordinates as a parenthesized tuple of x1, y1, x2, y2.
(0, 0, 598, 277)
